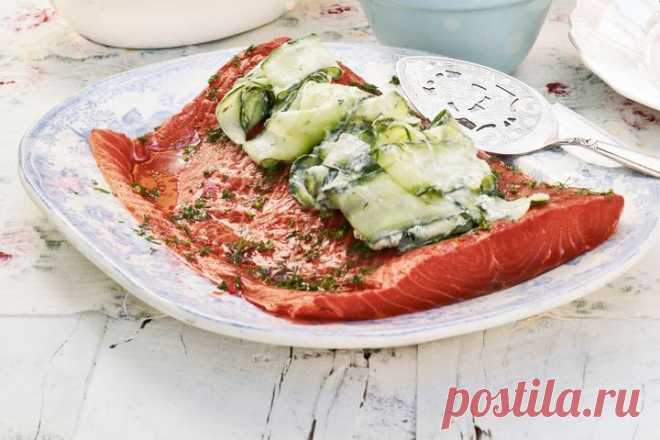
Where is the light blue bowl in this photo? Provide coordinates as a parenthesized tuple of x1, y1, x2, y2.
(359, 0, 552, 73)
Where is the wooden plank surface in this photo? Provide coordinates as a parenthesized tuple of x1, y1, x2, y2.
(0, 314, 107, 439)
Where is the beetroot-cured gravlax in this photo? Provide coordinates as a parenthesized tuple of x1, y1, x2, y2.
(89, 36, 624, 321)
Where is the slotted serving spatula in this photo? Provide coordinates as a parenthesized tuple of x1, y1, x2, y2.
(396, 56, 660, 178)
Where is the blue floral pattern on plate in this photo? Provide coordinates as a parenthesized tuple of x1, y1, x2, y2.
(18, 44, 660, 348)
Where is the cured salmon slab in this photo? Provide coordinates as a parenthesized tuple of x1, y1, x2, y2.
(89, 37, 624, 321)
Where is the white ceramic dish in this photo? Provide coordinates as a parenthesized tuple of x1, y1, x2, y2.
(52, 0, 297, 48)
(18, 44, 660, 348)
(570, 0, 660, 110)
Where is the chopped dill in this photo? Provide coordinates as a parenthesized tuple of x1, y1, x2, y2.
(221, 189, 235, 200)
(172, 198, 208, 222)
(349, 81, 380, 95)
(206, 87, 218, 100)
(226, 238, 274, 264)
(205, 127, 224, 143)
(323, 222, 350, 241)
(251, 195, 267, 210)
(133, 216, 160, 244)
(348, 241, 373, 257)
(182, 145, 197, 162)
(131, 182, 160, 199)
(91, 179, 111, 194)
(350, 274, 364, 285)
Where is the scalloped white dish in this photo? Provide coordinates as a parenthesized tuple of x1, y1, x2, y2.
(18, 44, 660, 348)
(570, 0, 660, 110)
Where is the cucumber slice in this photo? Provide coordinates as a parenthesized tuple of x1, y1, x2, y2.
(216, 79, 273, 145)
(372, 121, 426, 148)
(290, 154, 327, 209)
(275, 67, 342, 113)
(374, 141, 492, 197)
(291, 134, 375, 209)
(261, 35, 339, 95)
(354, 91, 421, 125)
(424, 113, 474, 147)
(240, 84, 273, 133)
(216, 35, 339, 145)
(288, 109, 536, 250)
(243, 82, 367, 165)
(215, 85, 248, 144)
(371, 113, 492, 198)
(317, 133, 373, 170)
(314, 134, 379, 202)
(329, 172, 466, 249)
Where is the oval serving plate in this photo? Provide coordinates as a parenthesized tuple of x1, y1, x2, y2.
(18, 44, 660, 349)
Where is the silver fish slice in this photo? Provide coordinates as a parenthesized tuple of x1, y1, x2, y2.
(396, 56, 660, 178)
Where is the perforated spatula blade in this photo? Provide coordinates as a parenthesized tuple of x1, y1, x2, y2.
(395, 56, 558, 155)
(396, 56, 660, 178)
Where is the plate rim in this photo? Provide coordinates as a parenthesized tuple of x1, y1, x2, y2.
(17, 43, 660, 348)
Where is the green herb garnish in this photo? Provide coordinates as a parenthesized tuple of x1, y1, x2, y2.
(221, 189, 234, 200)
(205, 127, 224, 143)
(226, 238, 274, 264)
(172, 198, 208, 222)
(207, 87, 218, 100)
(323, 222, 350, 241)
(133, 216, 160, 244)
(198, 245, 212, 257)
(349, 81, 380, 95)
(131, 182, 160, 199)
(350, 274, 364, 285)
(182, 145, 197, 162)
(91, 179, 111, 194)
(251, 195, 266, 210)
(348, 241, 373, 257)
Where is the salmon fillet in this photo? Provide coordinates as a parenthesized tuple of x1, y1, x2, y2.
(89, 37, 624, 321)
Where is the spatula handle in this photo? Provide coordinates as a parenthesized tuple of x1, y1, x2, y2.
(558, 137, 660, 179)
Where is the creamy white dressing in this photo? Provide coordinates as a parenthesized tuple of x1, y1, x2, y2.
(476, 195, 531, 222)
(407, 215, 470, 244)
(476, 192, 550, 222)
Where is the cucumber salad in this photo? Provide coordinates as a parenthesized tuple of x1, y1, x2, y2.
(216, 35, 548, 251)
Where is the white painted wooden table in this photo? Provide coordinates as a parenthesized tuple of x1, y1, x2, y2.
(2, 0, 660, 438)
